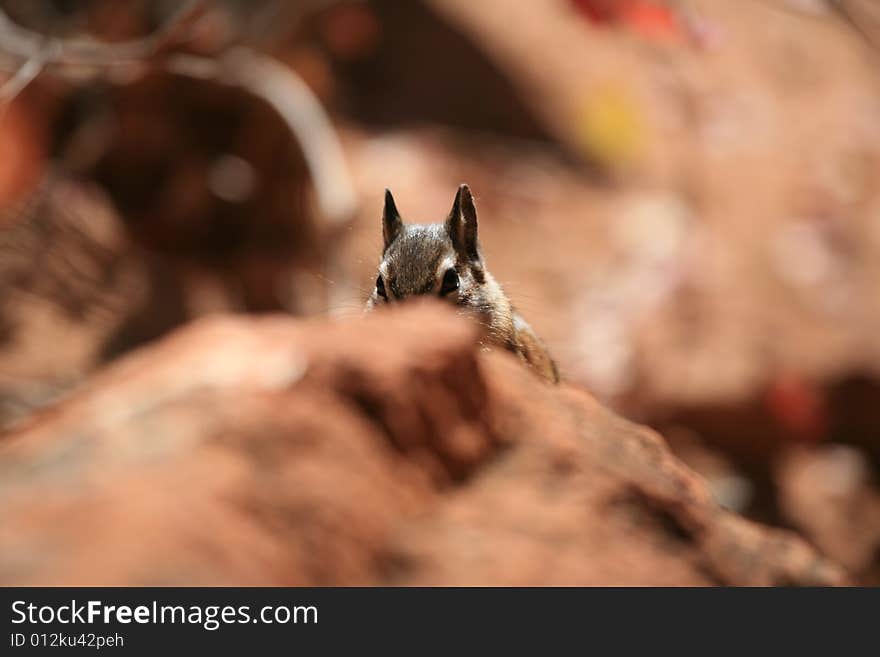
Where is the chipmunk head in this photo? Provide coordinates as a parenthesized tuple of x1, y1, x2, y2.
(367, 184, 492, 312)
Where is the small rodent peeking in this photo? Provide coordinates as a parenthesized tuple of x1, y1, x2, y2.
(366, 184, 559, 384)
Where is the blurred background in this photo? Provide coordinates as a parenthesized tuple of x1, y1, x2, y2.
(1, 0, 879, 582)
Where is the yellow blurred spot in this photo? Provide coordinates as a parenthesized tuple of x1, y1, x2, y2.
(576, 85, 647, 170)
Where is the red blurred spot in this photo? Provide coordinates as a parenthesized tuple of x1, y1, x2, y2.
(765, 375, 829, 444)
(319, 3, 381, 61)
(570, 0, 683, 42)
(571, 0, 620, 22)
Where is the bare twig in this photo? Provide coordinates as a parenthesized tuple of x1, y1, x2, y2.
(0, 0, 207, 74)
(0, 55, 45, 104)
(169, 48, 357, 224)
(0, 2, 357, 224)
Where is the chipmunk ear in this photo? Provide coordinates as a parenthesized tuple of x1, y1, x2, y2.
(383, 189, 403, 250)
(446, 183, 480, 262)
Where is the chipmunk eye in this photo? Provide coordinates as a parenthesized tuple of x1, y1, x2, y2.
(376, 275, 387, 299)
(439, 268, 459, 296)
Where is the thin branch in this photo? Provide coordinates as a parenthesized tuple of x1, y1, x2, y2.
(0, 3, 357, 223)
(0, 1, 207, 73)
(169, 48, 358, 225)
(0, 55, 45, 104)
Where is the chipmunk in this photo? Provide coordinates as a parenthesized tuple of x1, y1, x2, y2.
(366, 184, 559, 384)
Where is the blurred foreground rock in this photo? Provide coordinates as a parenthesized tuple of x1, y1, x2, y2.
(0, 177, 186, 427)
(0, 303, 845, 585)
(777, 446, 880, 584)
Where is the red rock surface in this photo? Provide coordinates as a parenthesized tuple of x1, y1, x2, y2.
(0, 303, 845, 586)
(777, 445, 880, 584)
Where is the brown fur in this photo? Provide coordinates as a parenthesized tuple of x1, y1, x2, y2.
(366, 185, 559, 384)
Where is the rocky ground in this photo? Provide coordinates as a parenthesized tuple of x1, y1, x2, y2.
(0, 303, 845, 585)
